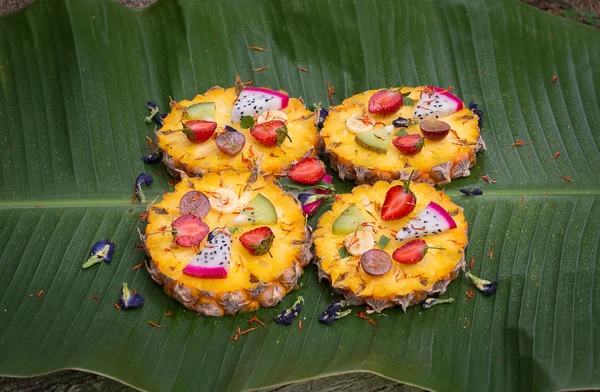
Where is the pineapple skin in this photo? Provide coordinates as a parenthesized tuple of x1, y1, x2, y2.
(157, 87, 320, 179)
(141, 170, 312, 316)
(313, 180, 468, 312)
(320, 87, 485, 185)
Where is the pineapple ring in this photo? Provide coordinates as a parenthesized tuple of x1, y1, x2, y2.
(143, 170, 311, 317)
(314, 180, 468, 312)
(321, 86, 485, 185)
(157, 86, 319, 179)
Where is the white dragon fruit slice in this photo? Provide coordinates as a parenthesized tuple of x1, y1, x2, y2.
(412, 86, 465, 122)
(395, 202, 457, 241)
(182, 228, 231, 279)
(231, 87, 289, 123)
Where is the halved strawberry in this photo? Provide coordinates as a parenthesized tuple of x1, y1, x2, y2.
(239, 226, 275, 256)
(392, 239, 444, 264)
(381, 180, 416, 221)
(172, 214, 209, 247)
(249, 120, 291, 147)
(182, 120, 217, 143)
(392, 134, 425, 156)
(368, 90, 403, 115)
(288, 157, 326, 185)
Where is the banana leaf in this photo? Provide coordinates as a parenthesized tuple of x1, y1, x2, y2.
(0, 0, 599, 391)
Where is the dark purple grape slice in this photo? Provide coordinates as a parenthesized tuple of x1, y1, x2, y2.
(216, 129, 246, 155)
(179, 191, 210, 218)
(419, 119, 451, 141)
(360, 249, 392, 276)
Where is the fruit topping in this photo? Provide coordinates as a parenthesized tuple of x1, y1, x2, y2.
(182, 120, 217, 143)
(392, 134, 425, 155)
(360, 249, 393, 276)
(239, 226, 275, 256)
(250, 120, 292, 147)
(231, 87, 289, 123)
(392, 239, 444, 265)
(412, 86, 464, 122)
(179, 191, 210, 218)
(208, 188, 238, 214)
(232, 194, 277, 225)
(343, 230, 375, 256)
(419, 119, 450, 141)
(288, 157, 326, 185)
(368, 90, 403, 115)
(184, 101, 216, 120)
(395, 201, 457, 241)
(345, 113, 375, 134)
(182, 228, 232, 279)
(216, 126, 246, 155)
(256, 109, 288, 124)
(332, 205, 366, 235)
(381, 180, 416, 221)
(172, 214, 209, 247)
(355, 125, 394, 154)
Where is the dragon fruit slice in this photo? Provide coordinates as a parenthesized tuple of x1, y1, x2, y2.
(231, 87, 289, 123)
(412, 86, 465, 122)
(395, 202, 457, 241)
(182, 228, 231, 279)
(299, 174, 333, 215)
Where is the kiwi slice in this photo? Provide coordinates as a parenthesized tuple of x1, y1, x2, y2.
(232, 194, 277, 225)
(355, 125, 394, 154)
(185, 102, 216, 120)
(332, 205, 366, 235)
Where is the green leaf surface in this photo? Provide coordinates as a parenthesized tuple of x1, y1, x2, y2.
(1, 0, 599, 391)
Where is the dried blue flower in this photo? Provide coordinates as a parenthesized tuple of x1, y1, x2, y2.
(466, 271, 498, 296)
(141, 150, 162, 163)
(145, 101, 160, 124)
(421, 297, 454, 310)
(135, 173, 154, 203)
(318, 300, 352, 325)
(468, 102, 484, 128)
(274, 296, 304, 325)
(392, 117, 409, 128)
(82, 240, 116, 269)
(316, 108, 328, 130)
(118, 282, 144, 310)
(460, 187, 483, 196)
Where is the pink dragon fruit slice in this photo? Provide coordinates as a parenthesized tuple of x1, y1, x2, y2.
(231, 87, 289, 123)
(395, 202, 457, 241)
(300, 174, 332, 215)
(412, 86, 465, 122)
(182, 227, 231, 279)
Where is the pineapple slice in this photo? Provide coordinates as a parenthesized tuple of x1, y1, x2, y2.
(314, 180, 468, 312)
(321, 87, 485, 185)
(157, 86, 319, 178)
(143, 170, 311, 316)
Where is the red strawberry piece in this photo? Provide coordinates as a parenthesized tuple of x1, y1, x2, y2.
(392, 134, 425, 156)
(182, 120, 217, 143)
(172, 214, 209, 247)
(249, 120, 291, 147)
(381, 181, 416, 221)
(288, 157, 326, 185)
(392, 239, 444, 264)
(368, 90, 403, 115)
(239, 226, 275, 256)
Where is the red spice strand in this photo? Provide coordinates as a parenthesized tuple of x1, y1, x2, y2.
(131, 262, 144, 271)
(552, 152, 561, 160)
(165, 311, 172, 317)
(552, 75, 558, 86)
(356, 312, 377, 326)
(469, 257, 476, 269)
(148, 320, 167, 328)
(37, 290, 44, 299)
(90, 295, 100, 301)
(246, 45, 264, 51)
(511, 139, 534, 147)
(248, 316, 265, 326)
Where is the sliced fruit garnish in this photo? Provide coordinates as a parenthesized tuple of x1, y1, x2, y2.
(355, 125, 394, 154)
(249, 120, 291, 147)
(332, 205, 366, 235)
(182, 228, 231, 279)
(208, 188, 238, 214)
(182, 120, 217, 143)
(345, 113, 375, 134)
(172, 214, 209, 247)
(392, 134, 425, 156)
(179, 191, 210, 218)
(360, 249, 393, 276)
(380, 180, 416, 221)
(343, 230, 375, 256)
(233, 193, 277, 225)
(395, 201, 457, 241)
(239, 226, 275, 256)
(392, 239, 444, 265)
(368, 90, 403, 115)
(288, 157, 326, 185)
(256, 109, 288, 124)
(231, 87, 289, 123)
(419, 119, 451, 141)
(216, 126, 246, 155)
(184, 101, 216, 120)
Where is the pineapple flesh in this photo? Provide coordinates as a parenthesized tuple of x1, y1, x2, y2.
(314, 180, 468, 312)
(321, 87, 484, 185)
(143, 170, 311, 316)
(157, 87, 319, 178)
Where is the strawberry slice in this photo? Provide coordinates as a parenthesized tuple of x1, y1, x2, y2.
(249, 120, 291, 147)
(288, 157, 326, 185)
(392, 239, 444, 264)
(182, 120, 217, 143)
(392, 134, 425, 156)
(381, 180, 416, 221)
(368, 90, 403, 115)
(239, 226, 275, 256)
(172, 214, 209, 247)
